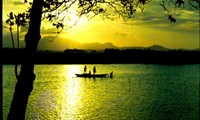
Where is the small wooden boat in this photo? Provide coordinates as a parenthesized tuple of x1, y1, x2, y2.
(75, 73, 108, 78)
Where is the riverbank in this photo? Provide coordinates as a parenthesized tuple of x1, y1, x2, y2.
(2, 48, 200, 64)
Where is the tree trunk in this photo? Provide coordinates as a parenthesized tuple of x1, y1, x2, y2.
(7, 0, 44, 119)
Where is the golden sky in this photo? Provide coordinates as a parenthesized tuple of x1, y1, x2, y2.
(3, 0, 200, 50)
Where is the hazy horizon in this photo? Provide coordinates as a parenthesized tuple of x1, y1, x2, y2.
(3, 38, 199, 51)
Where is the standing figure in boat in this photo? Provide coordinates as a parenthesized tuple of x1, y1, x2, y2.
(84, 65, 87, 73)
(110, 71, 113, 78)
(93, 66, 96, 74)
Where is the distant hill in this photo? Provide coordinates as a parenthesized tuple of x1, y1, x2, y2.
(147, 45, 169, 51)
(37, 36, 81, 50)
(3, 35, 198, 51)
(37, 37, 119, 50)
(121, 45, 170, 51)
(37, 37, 168, 51)
(78, 42, 118, 50)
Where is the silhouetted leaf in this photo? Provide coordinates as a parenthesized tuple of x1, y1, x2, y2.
(56, 24, 59, 29)
(176, 0, 184, 7)
(99, 8, 104, 13)
(6, 19, 10, 24)
(168, 15, 176, 23)
(10, 22, 14, 26)
(59, 23, 64, 28)
(139, 0, 146, 5)
(10, 12, 14, 19)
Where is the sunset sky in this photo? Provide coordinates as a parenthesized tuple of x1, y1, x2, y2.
(2, 0, 199, 50)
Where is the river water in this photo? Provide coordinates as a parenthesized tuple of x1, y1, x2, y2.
(3, 64, 199, 120)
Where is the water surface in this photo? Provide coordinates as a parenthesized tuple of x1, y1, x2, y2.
(3, 64, 199, 120)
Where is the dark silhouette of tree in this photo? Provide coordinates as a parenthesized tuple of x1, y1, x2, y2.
(7, 0, 43, 119)
(5, 0, 199, 119)
(5, 12, 15, 48)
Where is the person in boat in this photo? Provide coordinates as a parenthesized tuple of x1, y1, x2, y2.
(84, 65, 87, 73)
(93, 66, 96, 74)
(110, 71, 113, 78)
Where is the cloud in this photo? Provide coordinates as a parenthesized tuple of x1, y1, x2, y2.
(115, 32, 128, 36)
(175, 20, 199, 31)
(125, 9, 199, 33)
(12, 1, 24, 5)
(40, 27, 60, 35)
(3, 1, 29, 14)
(3, 0, 24, 5)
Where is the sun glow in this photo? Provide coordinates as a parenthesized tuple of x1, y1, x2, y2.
(59, 10, 87, 29)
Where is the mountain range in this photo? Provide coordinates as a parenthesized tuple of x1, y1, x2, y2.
(3, 36, 198, 51)
(37, 36, 194, 51)
(36, 36, 119, 50)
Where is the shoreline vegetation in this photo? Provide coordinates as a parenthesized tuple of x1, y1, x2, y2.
(2, 48, 200, 64)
